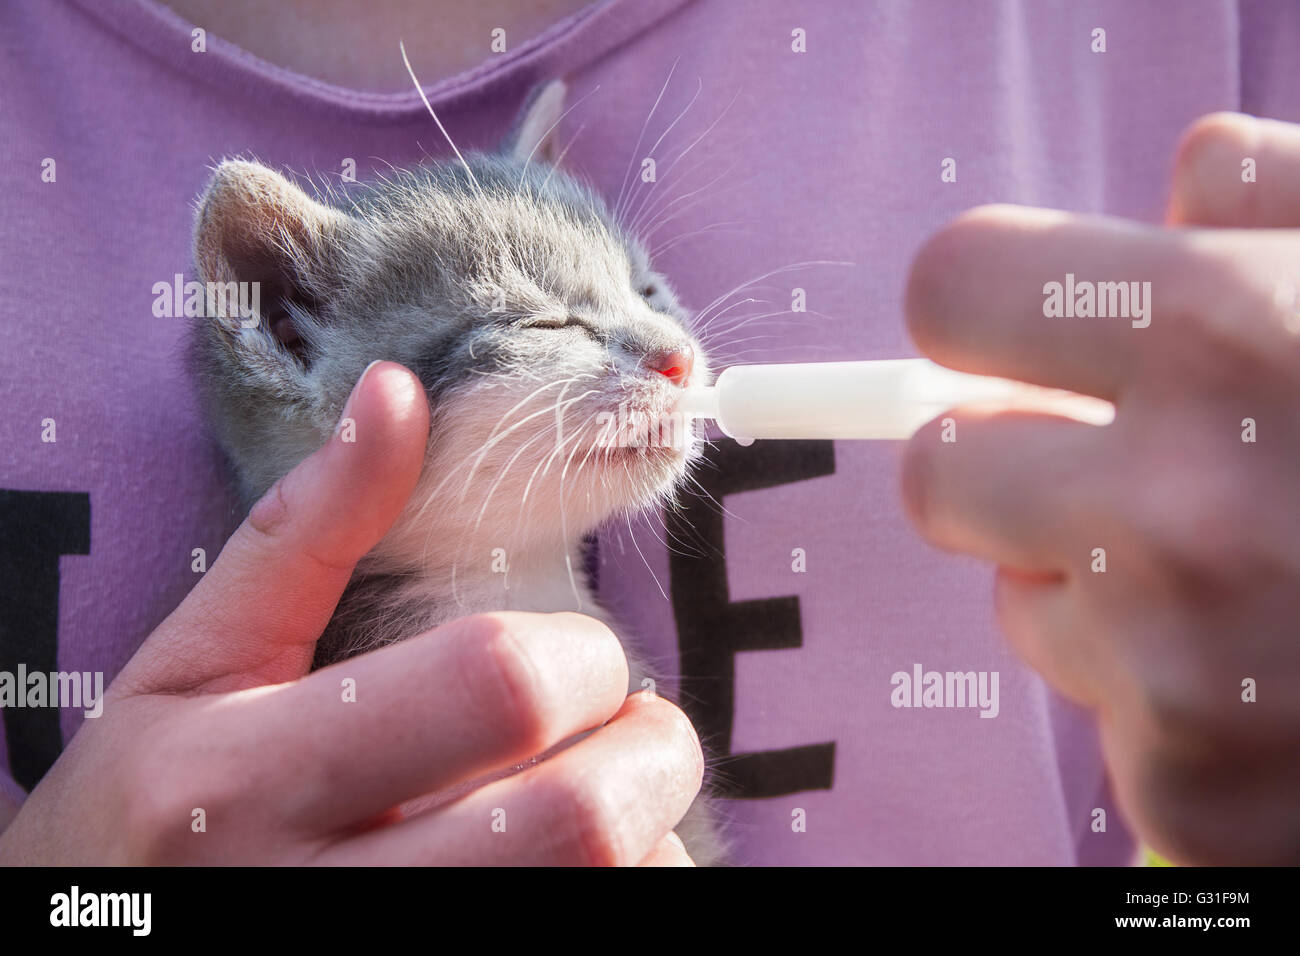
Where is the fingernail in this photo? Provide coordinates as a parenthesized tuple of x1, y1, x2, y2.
(339, 360, 384, 428)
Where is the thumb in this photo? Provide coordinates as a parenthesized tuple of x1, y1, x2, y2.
(119, 361, 429, 695)
(1167, 112, 1300, 226)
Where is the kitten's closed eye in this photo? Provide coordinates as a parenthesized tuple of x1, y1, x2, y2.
(520, 314, 602, 339)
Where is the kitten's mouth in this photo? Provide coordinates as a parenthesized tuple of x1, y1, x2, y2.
(604, 443, 685, 462)
(591, 394, 694, 462)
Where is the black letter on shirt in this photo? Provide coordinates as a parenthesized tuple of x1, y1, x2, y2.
(666, 441, 835, 799)
(0, 490, 91, 791)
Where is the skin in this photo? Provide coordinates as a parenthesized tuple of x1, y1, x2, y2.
(0, 364, 701, 864)
(4, 0, 1292, 863)
(0, 1, 705, 864)
(901, 112, 1300, 865)
(160, 0, 596, 91)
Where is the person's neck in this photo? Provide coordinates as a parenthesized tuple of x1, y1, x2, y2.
(160, 0, 597, 92)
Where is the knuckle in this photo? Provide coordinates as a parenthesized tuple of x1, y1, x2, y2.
(123, 741, 208, 863)
(559, 775, 629, 868)
(1102, 427, 1239, 583)
(1169, 113, 1258, 227)
(1169, 237, 1284, 377)
(240, 472, 353, 576)
(461, 614, 553, 753)
(546, 699, 703, 868)
(244, 475, 293, 540)
(1121, 460, 1251, 591)
(1173, 112, 1251, 181)
(1191, 239, 1275, 316)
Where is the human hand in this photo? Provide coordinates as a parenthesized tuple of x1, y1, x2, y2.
(901, 113, 1300, 865)
(0, 361, 700, 865)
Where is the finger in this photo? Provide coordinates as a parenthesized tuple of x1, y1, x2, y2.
(228, 612, 630, 831)
(905, 204, 1219, 400)
(900, 407, 1106, 571)
(637, 832, 695, 867)
(318, 692, 704, 866)
(122, 361, 430, 694)
(993, 566, 1101, 706)
(1168, 112, 1300, 227)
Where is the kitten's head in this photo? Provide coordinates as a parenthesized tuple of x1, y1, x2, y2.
(191, 82, 708, 572)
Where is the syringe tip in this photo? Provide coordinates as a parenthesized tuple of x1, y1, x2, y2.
(673, 386, 719, 421)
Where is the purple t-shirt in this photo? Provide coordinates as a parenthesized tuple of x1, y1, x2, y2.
(2, 0, 1297, 864)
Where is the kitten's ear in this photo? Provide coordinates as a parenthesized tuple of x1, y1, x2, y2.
(194, 160, 346, 350)
(502, 80, 568, 165)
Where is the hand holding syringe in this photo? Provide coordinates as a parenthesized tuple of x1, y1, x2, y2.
(674, 359, 1114, 442)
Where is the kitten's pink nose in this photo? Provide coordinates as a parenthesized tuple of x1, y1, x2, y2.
(646, 344, 694, 386)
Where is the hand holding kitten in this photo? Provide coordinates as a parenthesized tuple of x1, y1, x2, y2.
(0, 363, 701, 865)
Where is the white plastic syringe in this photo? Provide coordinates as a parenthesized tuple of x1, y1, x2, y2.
(674, 359, 1113, 442)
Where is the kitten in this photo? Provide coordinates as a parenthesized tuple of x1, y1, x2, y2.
(189, 82, 725, 865)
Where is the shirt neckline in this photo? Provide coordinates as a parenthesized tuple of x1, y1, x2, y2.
(65, 0, 697, 124)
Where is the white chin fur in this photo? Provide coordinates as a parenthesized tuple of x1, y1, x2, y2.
(366, 377, 697, 584)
